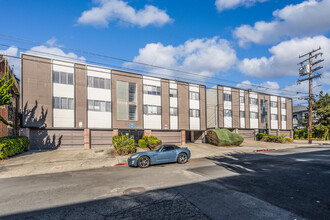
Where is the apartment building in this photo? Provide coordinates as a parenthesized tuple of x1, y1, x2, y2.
(207, 85, 293, 140)
(20, 54, 206, 149)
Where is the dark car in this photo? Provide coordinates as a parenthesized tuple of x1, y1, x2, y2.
(128, 145, 191, 168)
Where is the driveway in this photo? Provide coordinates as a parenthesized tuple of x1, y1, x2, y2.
(0, 140, 327, 178)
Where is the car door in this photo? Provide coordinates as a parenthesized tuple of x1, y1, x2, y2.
(157, 146, 177, 163)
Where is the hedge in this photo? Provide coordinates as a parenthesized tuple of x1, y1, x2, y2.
(0, 136, 30, 159)
(138, 136, 162, 150)
(257, 133, 293, 143)
(206, 129, 244, 146)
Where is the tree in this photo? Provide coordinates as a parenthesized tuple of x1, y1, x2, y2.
(313, 91, 330, 126)
(0, 72, 16, 128)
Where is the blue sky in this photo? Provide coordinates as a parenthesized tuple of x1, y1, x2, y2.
(0, 0, 329, 104)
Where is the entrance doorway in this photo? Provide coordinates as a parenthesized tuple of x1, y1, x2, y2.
(118, 129, 144, 143)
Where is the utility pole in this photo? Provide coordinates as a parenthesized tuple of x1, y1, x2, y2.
(297, 47, 323, 144)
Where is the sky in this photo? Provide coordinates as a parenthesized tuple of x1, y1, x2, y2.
(0, 0, 329, 105)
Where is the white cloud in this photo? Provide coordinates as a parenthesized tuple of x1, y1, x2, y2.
(0, 39, 84, 79)
(237, 35, 330, 78)
(127, 37, 237, 81)
(215, 0, 268, 12)
(78, 0, 172, 28)
(234, 0, 330, 46)
(27, 39, 86, 63)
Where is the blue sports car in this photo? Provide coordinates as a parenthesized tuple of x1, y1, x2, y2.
(128, 145, 191, 168)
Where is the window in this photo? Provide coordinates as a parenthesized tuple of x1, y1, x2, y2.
(250, 112, 258, 119)
(169, 88, 177, 98)
(281, 102, 286, 109)
(143, 85, 161, 96)
(240, 96, 245, 103)
(52, 71, 74, 85)
(224, 93, 232, 102)
(88, 100, 111, 112)
(249, 98, 258, 105)
(224, 109, 232, 117)
(271, 114, 278, 120)
(271, 101, 278, 108)
(260, 100, 268, 123)
(282, 115, 287, 121)
(87, 76, 110, 89)
(240, 111, 245, 118)
(144, 105, 161, 115)
(117, 81, 137, 120)
(189, 109, 200, 118)
(189, 91, 199, 100)
(164, 146, 174, 151)
(170, 107, 177, 116)
(53, 97, 74, 110)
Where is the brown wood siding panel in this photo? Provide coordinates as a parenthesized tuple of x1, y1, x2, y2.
(279, 130, 291, 137)
(269, 130, 277, 136)
(91, 130, 113, 148)
(178, 82, 189, 130)
(75, 64, 87, 128)
(111, 70, 143, 129)
(244, 91, 250, 128)
(161, 79, 170, 129)
(152, 131, 181, 145)
(286, 99, 292, 130)
(29, 129, 84, 150)
(278, 97, 281, 129)
(22, 54, 52, 128)
(232, 88, 239, 128)
(237, 129, 254, 140)
(200, 86, 206, 130)
(218, 86, 224, 128)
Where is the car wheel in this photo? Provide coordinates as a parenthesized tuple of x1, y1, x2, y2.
(177, 153, 188, 164)
(138, 156, 150, 168)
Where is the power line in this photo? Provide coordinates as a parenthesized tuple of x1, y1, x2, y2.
(0, 33, 310, 96)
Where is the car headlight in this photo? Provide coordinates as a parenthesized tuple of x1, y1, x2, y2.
(131, 154, 139, 159)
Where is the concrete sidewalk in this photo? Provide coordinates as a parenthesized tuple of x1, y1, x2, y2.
(0, 140, 328, 179)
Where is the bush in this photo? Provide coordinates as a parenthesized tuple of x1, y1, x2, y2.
(206, 129, 244, 146)
(139, 136, 162, 150)
(258, 133, 293, 143)
(285, 137, 294, 143)
(256, 133, 268, 140)
(112, 135, 135, 155)
(0, 136, 29, 159)
(138, 139, 147, 148)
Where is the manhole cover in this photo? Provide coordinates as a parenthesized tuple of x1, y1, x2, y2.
(123, 187, 146, 195)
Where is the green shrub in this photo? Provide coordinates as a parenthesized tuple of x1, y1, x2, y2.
(206, 129, 244, 146)
(112, 135, 135, 155)
(138, 139, 147, 148)
(256, 133, 268, 140)
(0, 136, 29, 159)
(277, 135, 286, 143)
(285, 137, 294, 143)
(140, 136, 162, 150)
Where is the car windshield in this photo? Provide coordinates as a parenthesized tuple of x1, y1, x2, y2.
(153, 146, 163, 152)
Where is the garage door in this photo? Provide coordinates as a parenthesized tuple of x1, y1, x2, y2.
(91, 130, 113, 148)
(238, 129, 255, 141)
(30, 129, 84, 150)
(152, 131, 182, 145)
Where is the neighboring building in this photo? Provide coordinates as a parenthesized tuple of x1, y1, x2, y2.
(0, 55, 20, 137)
(292, 105, 318, 130)
(20, 54, 206, 149)
(207, 85, 293, 140)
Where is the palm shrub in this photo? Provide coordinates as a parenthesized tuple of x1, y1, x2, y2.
(139, 136, 162, 150)
(0, 136, 29, 159)
(112, 135, 135, 155)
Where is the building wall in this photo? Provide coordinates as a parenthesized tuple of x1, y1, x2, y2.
(21, 54, 52, 127)
(206, 86, 217, 128)
(178, 82, 189, 130)
(161, 79, 170, 129)
(189, 84, 200, 130)
(239, 90, 245, 128)
(232, 88, 239, 128)
(200, 86, 206, 130)
(244, 90, 250, 128)
(218, 86, 224, 128)
(249, 92, 258, 129)
(75, 63, 87, 128)
(270, 95, 278, 129)
(169, 80, 178, 130)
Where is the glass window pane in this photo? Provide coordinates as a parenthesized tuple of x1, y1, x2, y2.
(99, 78, 105, 89)
(117, 81, 128, 101)
(68, 98, 74, 110)
(61, 98, 68, 109)
(129, 83, 136, 102)
(68, 73, 73, 85)
(88, 76, 93, 87)
(53, 97, 60, 108)
(100, 101, 106, 112)
(53, 72, 59, 83)
(94, 101, 101, 111)
(105, 79, 111, 89)
(88, 100, 94, 111)
(129, 105, 137, 120)
(106, 102, 111, 112)
(117, 103, 128, 120)
(61, 72, 68, 84)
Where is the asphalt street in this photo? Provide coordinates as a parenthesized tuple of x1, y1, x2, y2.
(0, 146, 329, 219)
